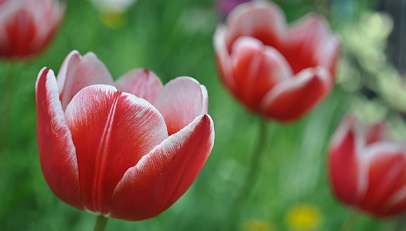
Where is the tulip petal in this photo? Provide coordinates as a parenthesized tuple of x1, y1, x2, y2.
(328, 115, 360, 205)
(359, 145, 406, 214)
(64, 85, 168, 214)
(260, 67, 332, 122)
(56, 50, 78, 91)
(154, 77, 208, 135)
(383, 185, 406, 217)
(225, 1, 286, 53)
(284, 13, 339, 75)
(110, 115, 214, 221)
(0, 1, 25, 40)
(316, 36, 340, 77)
(0, 1, 26, 21)
(214, 25, 235, 92)
(58, 52, 114, 110)
(365, 123, 391, 145)
(115, 69, 163, 104)
(35, 68, 81, 209)
(0, 0, 64, 59)
(231, 36, 291, 111)
(1, 10, 36, 58)
(29, 0, 65, 47)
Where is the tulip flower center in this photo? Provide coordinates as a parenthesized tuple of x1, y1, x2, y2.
(228, 31, 321, 76)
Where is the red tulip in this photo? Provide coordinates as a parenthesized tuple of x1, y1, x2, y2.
(35, 51, 215, 221)
(213, 1, 339, 122)
(328, 114, 406, 218)
(0, 0, 65, 59)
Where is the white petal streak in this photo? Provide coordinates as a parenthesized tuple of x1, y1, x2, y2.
(57, 50, 79, 91)
(112, 114, 214, 194)
(64, 84, 118, 124)
(328, 115, 354, 152)
(388, 185, 406, 208)
(317, 36, 339, 69)
(31, 0, 65, 47)
(260, 66, 331, 108)
(39, 68, 78, 171)
(358, 143, 406, 197)
(0, 0, 26, 21)
(200, 85, 208, 114)
(213, 25, 235, 90)
(226, 1, 285, 39)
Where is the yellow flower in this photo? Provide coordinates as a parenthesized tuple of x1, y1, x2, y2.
(99, 11, 127, 29)
(90, 0, 136, 12)
(240, 219, 275, 231)
(89, 0, 136, 28)
(285, 204, 322, 231)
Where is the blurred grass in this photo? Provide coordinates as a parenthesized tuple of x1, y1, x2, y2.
(0, 0, 396, 230)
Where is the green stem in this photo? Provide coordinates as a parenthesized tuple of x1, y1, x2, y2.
(93, 215, 109, 231)
(222, 118, 269, 230)
(0, 62, 12, 150)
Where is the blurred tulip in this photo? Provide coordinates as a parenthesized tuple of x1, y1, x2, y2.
(328, 114, 406, 218)
(35, 51, 215, 221)
(0, 0, 65, 59)
(213, 1, 340, 122)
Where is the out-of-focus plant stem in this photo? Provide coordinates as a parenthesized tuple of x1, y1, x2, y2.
(222, 117, 268, 230)
(93, 215, 109, 231)
(0, 62, 13, 150)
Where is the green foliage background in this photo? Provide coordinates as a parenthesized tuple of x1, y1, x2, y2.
(0, 0, 396, 230)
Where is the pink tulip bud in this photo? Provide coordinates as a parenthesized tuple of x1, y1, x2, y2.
(0, 0, 65, 60)
(328, 114, 406, 218)
(35, 51, 215, 221)
(213, 1, 340, 122)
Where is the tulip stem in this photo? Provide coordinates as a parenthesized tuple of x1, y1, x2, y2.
(223, 117, 268, 230)
(0, 62, 12, 150)
(93, 215, 109, 231)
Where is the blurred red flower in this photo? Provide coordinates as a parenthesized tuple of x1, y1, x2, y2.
(328, 114, 406, 218)
(35, 51, 214, 221)
(0, 0, 65, 59)
(213, 1, 340, 122)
